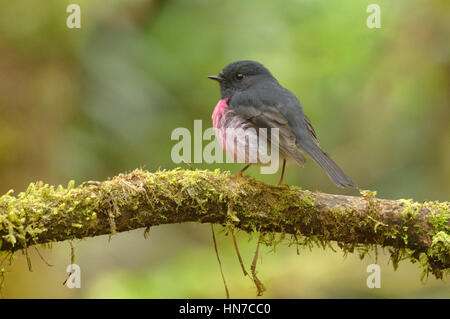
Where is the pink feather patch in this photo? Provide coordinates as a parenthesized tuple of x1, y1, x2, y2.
(211, 98, 229, 128)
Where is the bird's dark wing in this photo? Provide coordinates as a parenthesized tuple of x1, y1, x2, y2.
(230, 85, 356, 188)
(229, 91, 306, 166)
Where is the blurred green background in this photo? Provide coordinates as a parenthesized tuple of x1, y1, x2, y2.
(0, 0, 449, 298)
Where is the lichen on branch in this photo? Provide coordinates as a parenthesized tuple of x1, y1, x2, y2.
(0, 168, 448, 280)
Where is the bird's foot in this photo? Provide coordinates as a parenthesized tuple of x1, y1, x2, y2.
(235, 164, 251, 178)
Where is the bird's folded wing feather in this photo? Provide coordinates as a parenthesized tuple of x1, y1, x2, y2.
(230, 92, 307, 165)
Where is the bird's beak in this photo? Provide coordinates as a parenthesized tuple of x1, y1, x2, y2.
(208, 75, 222, 82)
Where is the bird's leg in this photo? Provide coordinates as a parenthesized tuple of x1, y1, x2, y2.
(236, 163, 251, 177)
(278, 159, 286, 185)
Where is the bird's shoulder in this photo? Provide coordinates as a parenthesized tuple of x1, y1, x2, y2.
(229, 87, 287, 126)
(231, 82, 303, 121)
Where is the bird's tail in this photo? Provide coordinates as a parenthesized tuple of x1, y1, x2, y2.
(302, 142, 356, 188)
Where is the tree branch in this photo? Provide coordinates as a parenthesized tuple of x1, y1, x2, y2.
(0, 169, 448, 278)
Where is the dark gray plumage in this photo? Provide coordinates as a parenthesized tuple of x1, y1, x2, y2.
(209, 60, 356, 188)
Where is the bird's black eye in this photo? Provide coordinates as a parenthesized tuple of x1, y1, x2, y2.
(235, 73, 244, 81)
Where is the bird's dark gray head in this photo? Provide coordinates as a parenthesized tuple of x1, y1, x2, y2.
(208, 60, 275, 98)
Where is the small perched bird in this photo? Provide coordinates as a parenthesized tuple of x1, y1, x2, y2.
(208, 60, 356, 188)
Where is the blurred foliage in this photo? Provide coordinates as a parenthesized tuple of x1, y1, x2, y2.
(0, 0, 449, 298)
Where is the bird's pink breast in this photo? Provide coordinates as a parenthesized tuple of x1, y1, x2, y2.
(211, 98, 268, 164)
(212, 98, 229, 129)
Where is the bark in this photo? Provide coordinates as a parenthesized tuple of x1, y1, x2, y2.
(0, 168, 448, 278)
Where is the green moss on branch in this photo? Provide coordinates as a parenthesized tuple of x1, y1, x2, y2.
(0, 168, 448, 279)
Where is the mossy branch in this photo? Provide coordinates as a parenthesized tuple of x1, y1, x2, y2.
(0, 168, 448, 279)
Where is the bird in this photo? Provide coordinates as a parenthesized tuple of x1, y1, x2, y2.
(208, 60, 356, 188)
